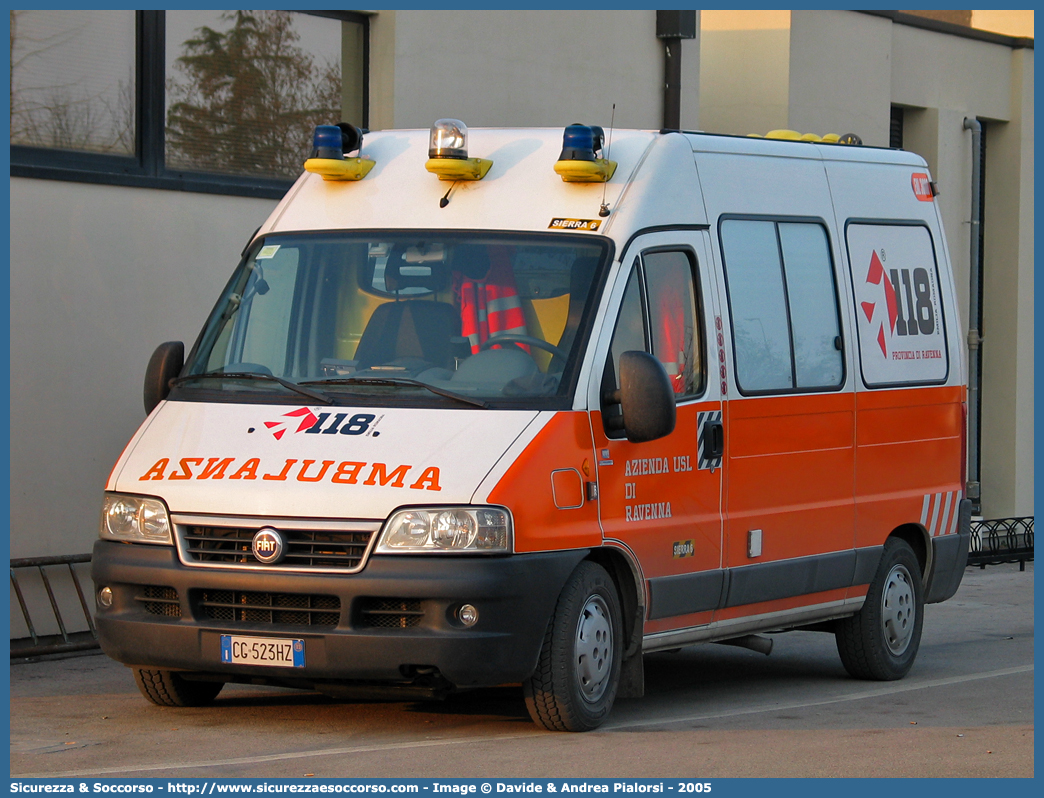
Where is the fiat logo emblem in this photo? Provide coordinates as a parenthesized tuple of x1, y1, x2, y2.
(251, 527, 285, 564)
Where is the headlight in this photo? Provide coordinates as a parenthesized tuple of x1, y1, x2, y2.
(100, 493, 173, 545)
(377, 507, 511, 554)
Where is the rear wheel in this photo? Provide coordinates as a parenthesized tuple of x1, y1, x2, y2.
(134, 668, 224, 707)
(835, 538, 923, 680)
(523, 561, 623, 731)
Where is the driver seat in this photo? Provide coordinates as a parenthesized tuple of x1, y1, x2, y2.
(354, 255, 460, 369)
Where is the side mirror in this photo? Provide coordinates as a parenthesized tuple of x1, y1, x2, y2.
(617, 351, 677, 443)
(144, 342, 184, 415)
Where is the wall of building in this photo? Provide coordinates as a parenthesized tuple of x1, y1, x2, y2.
(979, 48, 1034, 517)
(9, 179, 277, 558)
(10, 178, 277, 636)
(699, 10, 1034, 519)
(788, 10, 893, 145)
(890, 23, 1014, 119)
(699, 11, 790, 136)
(369, 10, 699, 132)
(884, 24, 1033, 519)
(971, 10, 1035, 38)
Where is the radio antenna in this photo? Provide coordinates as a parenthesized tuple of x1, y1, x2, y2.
(599, 104, 616, 218)
(439, 182, 455, 208)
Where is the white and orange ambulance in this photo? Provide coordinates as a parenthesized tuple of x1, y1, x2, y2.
(93, 121, 970, 731)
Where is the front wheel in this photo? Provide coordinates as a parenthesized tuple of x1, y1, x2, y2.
(523, 561, 623, 731)
(835, 538, 923, 680)
(134, 668, 224, 707)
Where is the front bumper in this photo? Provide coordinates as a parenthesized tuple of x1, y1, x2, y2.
(92, 540, 586, 688)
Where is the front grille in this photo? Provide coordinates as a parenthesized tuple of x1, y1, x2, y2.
(179, 525, 374, 572)
(355, 598, 424, 629)
(137, 585, 182, 617)
(199, 590, 341, 627)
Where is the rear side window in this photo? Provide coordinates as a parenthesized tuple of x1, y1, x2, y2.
(720, 219, 843, 394)
(846, 223, 948, 387)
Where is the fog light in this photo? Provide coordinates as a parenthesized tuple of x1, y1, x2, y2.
(457, 604, 479, 627)
(98, 587, 113, 608)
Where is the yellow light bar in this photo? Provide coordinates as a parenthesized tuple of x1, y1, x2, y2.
(304, 157, 375, 181)
(553, 158, 618, 183)
(424, 157, 493, 181)
(758, 130, 849, 144)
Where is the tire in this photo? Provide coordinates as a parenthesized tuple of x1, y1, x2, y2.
(134, 668, 224, 707)
(835, 538, 924, 680)
(523, 561, 623, 731)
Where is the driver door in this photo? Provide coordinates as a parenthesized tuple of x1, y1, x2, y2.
(590, 235, 724, 635)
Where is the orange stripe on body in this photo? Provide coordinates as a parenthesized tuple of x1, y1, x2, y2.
(486, 411, 600, 553)
(854, 384, 962, 548)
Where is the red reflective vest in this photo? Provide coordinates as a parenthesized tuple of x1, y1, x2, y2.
(459, 246, 528, 354)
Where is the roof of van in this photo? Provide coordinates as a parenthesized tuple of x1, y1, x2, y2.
(682, 129, 928, 166)
(261, 128, 929, 244)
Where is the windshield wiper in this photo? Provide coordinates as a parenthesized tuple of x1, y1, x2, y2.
(171, 372, 336, 406)
(301, 376, 489, 409)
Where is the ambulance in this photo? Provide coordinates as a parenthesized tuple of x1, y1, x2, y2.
(93, 120, 970, 731)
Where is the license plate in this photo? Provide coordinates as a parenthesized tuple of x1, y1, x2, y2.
(220, 635, 305, 668)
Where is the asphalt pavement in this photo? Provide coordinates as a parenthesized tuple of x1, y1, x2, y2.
(10, 562, 1033, 778)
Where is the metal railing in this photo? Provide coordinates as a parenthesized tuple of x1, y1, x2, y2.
(10, 554, 99, 657)
(968, 517, 1034, 570)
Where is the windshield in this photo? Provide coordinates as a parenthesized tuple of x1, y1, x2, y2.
(177, 231, 610, 408)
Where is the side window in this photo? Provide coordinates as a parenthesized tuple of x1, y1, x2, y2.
(846, 223, 948, 386)
(643, 250, 702, 396)
(237, 247, 301, 372)
(607, 265, 646, 392)
(719, 221, 792, 392)
(207, 246, 301, 374)
(778, 224, 843, 388)
(602, 249, 705, 436)
(720, 219, 843, 394)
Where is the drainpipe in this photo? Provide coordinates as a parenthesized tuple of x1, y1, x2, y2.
(656, 11, 697, 130)
(662, 38, 682, 130)
(963, 117, 982, 513)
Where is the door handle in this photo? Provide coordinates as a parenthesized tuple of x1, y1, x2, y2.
(709, 421, 724, 459)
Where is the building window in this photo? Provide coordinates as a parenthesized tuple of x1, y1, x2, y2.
(890, 105, 905, 149)
(165, 11, 349, 181)
(10, 10, 368, 198)
(10, 10, 136, 155)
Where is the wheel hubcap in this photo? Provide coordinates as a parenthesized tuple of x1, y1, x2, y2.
(575, 594, 613, 703)
(881, 563, 915, 655)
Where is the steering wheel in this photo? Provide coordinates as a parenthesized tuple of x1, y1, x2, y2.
(478, 334, 566, 361)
